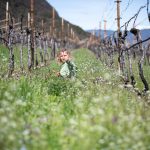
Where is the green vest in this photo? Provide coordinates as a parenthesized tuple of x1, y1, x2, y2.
(60, 61, 77, 78)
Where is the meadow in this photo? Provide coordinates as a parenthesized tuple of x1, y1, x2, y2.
(0, 45, 150, 150)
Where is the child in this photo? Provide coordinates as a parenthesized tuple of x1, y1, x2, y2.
(56, 49, 77, 79)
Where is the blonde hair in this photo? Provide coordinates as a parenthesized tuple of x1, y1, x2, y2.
(57, 49, 70, 63)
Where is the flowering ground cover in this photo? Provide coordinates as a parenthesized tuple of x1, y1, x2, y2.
(0, 47, 150, 150)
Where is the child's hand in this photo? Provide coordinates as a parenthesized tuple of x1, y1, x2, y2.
(56, 72, 60, 77)
(52, 70, 60, 77)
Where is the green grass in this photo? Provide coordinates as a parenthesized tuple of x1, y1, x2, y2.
(0, 46, 150, 150)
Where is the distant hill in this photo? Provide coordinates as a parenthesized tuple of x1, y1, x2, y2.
(0, 0, 89, 39)
(87, 29, 114, 39)
(87, 29, 150, 44)
(137, 29, 150, 40)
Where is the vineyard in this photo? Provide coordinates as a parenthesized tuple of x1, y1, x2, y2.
(0, 47, 150, 150)
(0, 0, 150, 150)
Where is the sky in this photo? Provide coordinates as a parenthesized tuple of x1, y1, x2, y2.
(47, 0, 150, 31)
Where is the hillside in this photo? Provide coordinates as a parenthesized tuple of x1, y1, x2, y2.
(0, 0, 89, 39)
(87, 29, 114, 39)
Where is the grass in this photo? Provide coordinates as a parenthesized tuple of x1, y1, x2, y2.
(0, 45, 150, 150)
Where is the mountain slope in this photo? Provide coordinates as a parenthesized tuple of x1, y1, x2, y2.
(87, 29, 150, 43)
(0, 0, 89, 39)
(87, 29, 114, 39)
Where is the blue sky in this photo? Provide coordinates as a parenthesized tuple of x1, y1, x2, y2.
(47, 0, 150, 31)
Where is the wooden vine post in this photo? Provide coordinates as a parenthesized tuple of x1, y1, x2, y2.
(61, 17, 65, 47)
(115, 0, 121, 74)
(52, 7, 55, 37)
(27, 12, 32, 71)
(61, 17, 64, 39)
(8, 26, 15, 77)
(67, 23, 70, 39)
(30, 0, 36, 69)
(99, 21, 101, 42)
(6, 2, 9, 32)
(50, 7, 56, 60)
(103, 20, 107, 40)
(38, 20, 44, 64)
(67, 23, 70, 47)
(6, 2, 14, 77)
(20, 14, 24, 72)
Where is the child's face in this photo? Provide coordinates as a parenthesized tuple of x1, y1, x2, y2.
(60, 51, 69, 63)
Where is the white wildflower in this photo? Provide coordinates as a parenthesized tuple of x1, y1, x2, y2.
(104, 73, 111, 80)
(23, 129, 30, 136)
(69, 118, 77, 126)
(1, 116, 8, 123)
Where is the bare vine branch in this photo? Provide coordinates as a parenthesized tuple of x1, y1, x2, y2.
(124, 36, 150, 52)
